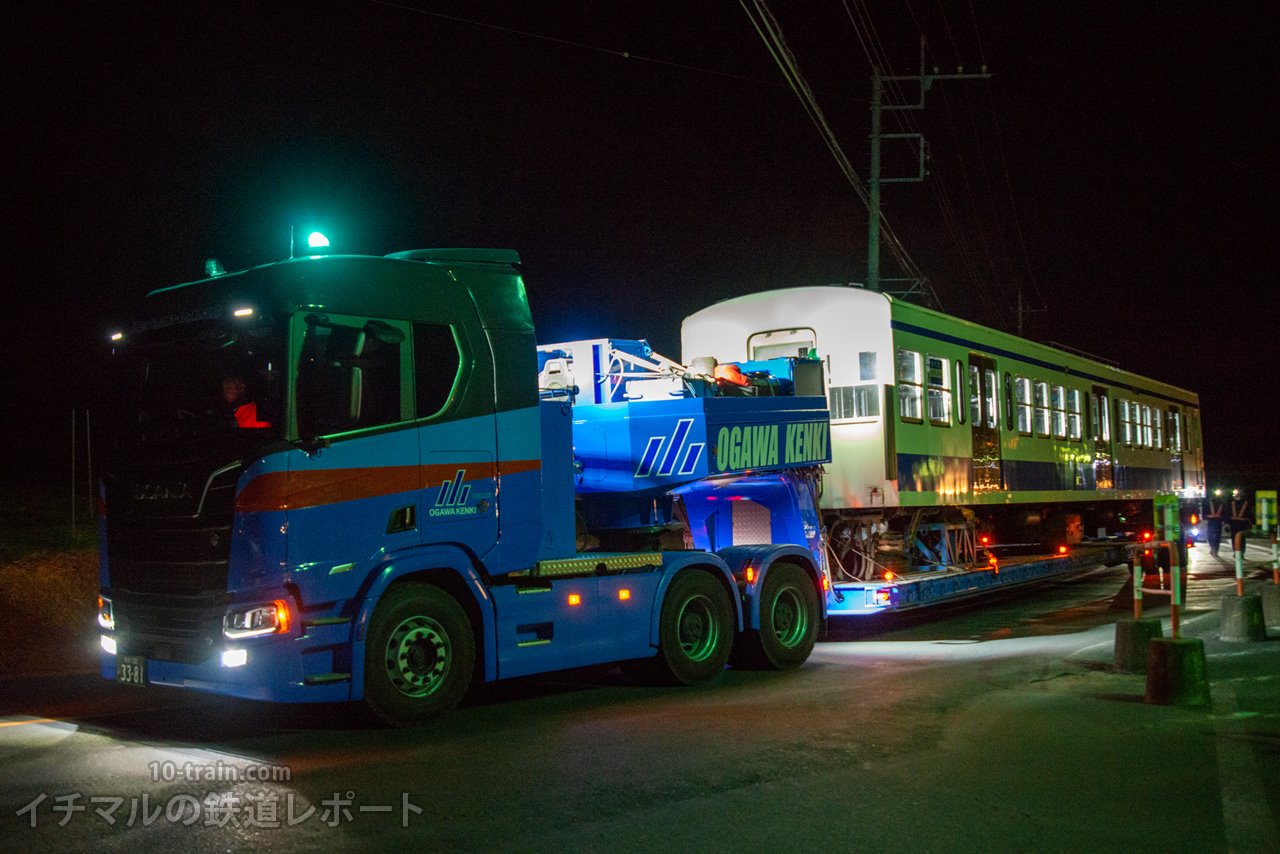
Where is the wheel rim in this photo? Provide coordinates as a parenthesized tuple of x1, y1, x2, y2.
(384, 615, 451, 697)
(771, 587, 809, 648)
(676, 594, 720, 662)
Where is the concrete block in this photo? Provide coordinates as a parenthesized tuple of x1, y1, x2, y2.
(1113, 619, 1163, 673)
(1261, 585, 1280, 626)
(1220, 594, 1268, 642)
(1145, 638, 1210, 707)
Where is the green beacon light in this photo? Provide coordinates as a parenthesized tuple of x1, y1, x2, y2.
(307, 231, 331, 251)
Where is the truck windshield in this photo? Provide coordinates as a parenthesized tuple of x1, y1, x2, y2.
(109, 315, 287, 447)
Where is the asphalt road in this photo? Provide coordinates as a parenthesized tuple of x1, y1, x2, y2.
(2, 545, 1278, 852)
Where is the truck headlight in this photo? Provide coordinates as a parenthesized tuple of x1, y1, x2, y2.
(223, 600, 292, 639)
(97, 595, 115, 631)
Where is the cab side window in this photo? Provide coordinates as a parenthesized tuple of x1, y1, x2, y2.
(296, 315, 408, 437)
(414, 323, 463, 418)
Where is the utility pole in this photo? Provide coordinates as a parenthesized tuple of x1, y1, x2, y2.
(867, 40, 990, 294)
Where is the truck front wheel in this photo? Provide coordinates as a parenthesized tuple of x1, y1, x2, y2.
(364, 583, 474, 726)
(652, 569, 734, 685)
(735, 562, 819, 670)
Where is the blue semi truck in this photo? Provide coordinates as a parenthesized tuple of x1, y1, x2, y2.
(96, 245, 832, 724)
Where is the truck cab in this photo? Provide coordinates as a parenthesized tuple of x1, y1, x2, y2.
(97, 247, 830, 724)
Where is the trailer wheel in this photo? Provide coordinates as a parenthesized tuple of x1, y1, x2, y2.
(364, 583, 474, 726)
(735, 562, 819, 670)
(651, 569, 733, 685)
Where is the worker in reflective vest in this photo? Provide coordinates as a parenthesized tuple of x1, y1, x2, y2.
(1229, 493, 1252, 554)
(1204, 494, 1226, 557)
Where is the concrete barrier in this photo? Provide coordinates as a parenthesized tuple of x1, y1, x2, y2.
(1261, 586, 1280, 627)
(1145, 637, 1210, 707)
(1113, 619, 1163, 673)
(1220, 594, 1268, 642)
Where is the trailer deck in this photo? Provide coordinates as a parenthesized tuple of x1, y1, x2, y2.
(828, 542, 1134, 615)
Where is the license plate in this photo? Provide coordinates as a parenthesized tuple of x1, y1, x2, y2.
(116, 655, 148, 687)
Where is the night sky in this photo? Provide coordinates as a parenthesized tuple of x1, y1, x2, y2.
(5, 1, 1276, 486)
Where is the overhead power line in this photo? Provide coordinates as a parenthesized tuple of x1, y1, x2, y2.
(738, 0, 934, 304)
(364, 0, 866, 102)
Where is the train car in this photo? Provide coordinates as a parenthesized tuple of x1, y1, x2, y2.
(681, 285, 1204, 578)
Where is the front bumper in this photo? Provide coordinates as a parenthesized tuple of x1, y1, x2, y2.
(99, 615, 355, 704)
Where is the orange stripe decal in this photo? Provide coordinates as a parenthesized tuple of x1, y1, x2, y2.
(235, 459, 543, 514)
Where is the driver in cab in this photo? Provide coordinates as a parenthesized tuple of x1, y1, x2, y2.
(222, 375, 271, 429)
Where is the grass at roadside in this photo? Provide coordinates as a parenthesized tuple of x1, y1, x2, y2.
(0, 550, 99, 675)
(0, 479, 100, 675)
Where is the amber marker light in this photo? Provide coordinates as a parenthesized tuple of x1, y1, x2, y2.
(617, 589, 631, 601)
(1058, 545, 1069, 555)
(745, 565, 756, 584)
(273, 600, 291, 634)
(568, 593, 582, 606)
(883, 571, 895, 581)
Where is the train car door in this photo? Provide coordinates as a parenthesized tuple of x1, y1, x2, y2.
(1091, 386, 1115, 489)
(968, 354, 1003, 491)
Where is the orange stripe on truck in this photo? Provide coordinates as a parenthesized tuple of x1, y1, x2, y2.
(235, 459, 542, 513)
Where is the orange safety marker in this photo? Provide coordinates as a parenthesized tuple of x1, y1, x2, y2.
(1234, 531, 1245, 596)
(1272, 533, 1279, 586)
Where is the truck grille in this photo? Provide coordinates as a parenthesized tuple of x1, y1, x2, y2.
(104, 460, 241, 663)
(114, 592, 224, 664)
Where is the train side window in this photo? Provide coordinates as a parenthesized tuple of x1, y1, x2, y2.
(1014, 377, 1032, 435)
(896, 349, 923, 422)
(1099, 394, 1111, 442)
(955, 361, 966, 425)
(1169, 409, 1182, 452)
(968, 365, 981, 424)
(1050, 385, 1066, 438)
(984, 369, 999, 429)
(1033, 381, 1050, 437)
(1118, 399, 1132, 446)
(1067, 389, 1083, 440)
(1142, 405, 1154, 448)
(926, 355, 951, 426)
(1153, 406, 1164, 450)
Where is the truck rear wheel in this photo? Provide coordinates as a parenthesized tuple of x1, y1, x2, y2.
(649, 569, 734, 685)
(734, 562, 818, 670)
(364, 583, 474, 726)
